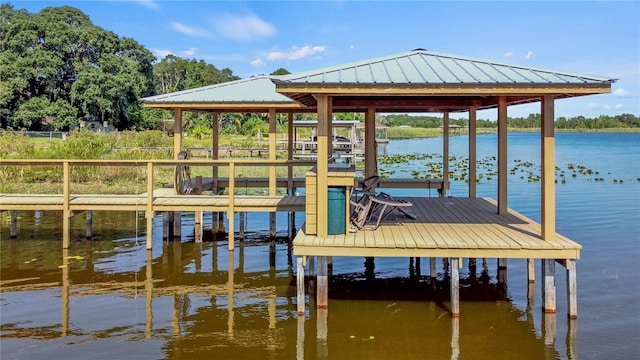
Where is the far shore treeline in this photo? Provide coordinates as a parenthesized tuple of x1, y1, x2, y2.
(1, 4, 638, 138)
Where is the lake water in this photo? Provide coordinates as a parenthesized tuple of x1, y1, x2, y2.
(1, 132, 639, 359)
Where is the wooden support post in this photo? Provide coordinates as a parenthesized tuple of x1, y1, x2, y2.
(542, 259, 556, 313)
(10, 211, 18, 238)
(146, 162, 154, 249)
(364, 107, 377, 177)
(541, 95, 556, 240)
(173, 109, 183, 159)
(443, 112, 450, 197)
(228, 162, 235, 251)
(85, 210, 93, 239)
(497, 96, 508, 215)
(63, 161, 71, 249)
(468, 107, 477, 198)
(270, 212, 276, 238)
(287, 112, 294, 194)
(269, 238, 276, 268)
(317, 256, 328, 309)
(316, 95, 331, 237)
(296, 256, 305, 315)
(566, 260, 578, 319)
(212, 111, 219, 189)
(308, 256, 316, 296)
(162, 212, 170, 240)
(430, 257, 437, 279)
(450, 257, 460, 317)
(194, 176, 202, 195)
(528, 258, 535, 283)
(498, 258, 508, 284)
(268, 108, 277, 196)
(239, 212, 245, 240)
(172, 212, 181, 240)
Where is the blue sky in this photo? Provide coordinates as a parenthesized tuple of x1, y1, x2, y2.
(13, 0, 640, 119)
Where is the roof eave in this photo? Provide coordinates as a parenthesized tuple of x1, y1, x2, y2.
(275, 82, 612, 97)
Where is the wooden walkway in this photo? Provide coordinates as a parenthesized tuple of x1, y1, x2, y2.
(0, 191, 305, 213)
(294, 197, 581, 260)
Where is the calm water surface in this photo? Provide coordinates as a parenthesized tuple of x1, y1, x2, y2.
(1, 132, 639, 359)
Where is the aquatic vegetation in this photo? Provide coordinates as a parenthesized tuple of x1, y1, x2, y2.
(377, 153, 635, 184)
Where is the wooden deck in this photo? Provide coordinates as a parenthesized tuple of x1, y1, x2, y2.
(0, 191, 305, 213)
(293, 197, 581, 260)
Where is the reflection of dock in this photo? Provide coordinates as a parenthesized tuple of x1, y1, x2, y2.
(1, 236, 574, 359)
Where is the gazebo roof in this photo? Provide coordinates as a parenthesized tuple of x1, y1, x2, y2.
(272, 49, 615, 112)
(143, 49, 614, 113)
(142, 75, 306, 112)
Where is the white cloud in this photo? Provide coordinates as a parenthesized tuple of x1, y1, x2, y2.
(350, 44, 355, 49)
(171, 22, 211, 38)
(251, 58, 266, 67)
(132, 0, 159, 10)
(525, 51, 534, 60)
(615, 104, 624, 109)
(213, 13, 276, 41)
(266, 45, 327, 62)
(613, 87, 631, 98)
(585, 102, 611, 110)
(153, 49, 173, 58)
(181, 48, 198, 57)
(504, 51, 513, 58)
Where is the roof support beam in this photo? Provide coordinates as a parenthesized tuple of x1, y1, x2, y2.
(541, 95, 556, 240)
(497, 97, 508, 215)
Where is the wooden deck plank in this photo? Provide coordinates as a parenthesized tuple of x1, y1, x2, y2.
(457, 198, 555, 250)
(447, 198, 521, 249)
(293, 197, 581, 260)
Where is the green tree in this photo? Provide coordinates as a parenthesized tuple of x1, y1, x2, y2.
(152, 55, 240, 94)
(270, 68, 290, 75)
(0, 4, 155, 130)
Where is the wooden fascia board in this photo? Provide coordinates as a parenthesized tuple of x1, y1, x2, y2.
(276, 83, 611, 96)
(142, 102, 306, 111)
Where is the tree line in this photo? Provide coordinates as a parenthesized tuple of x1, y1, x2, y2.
(1, 5, 637, 134)
(379, 113, 640, 129)
(0, 4, 243, 131)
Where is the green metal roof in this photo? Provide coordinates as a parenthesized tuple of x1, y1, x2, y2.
(276, 49, 615, 85)
(142, 75, 300, 110)
(143, 49, 614, 113)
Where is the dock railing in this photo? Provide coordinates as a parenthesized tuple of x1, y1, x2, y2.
(0, 158, 316, 249)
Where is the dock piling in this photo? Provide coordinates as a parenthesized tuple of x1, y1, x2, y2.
(296, 257, 305, 315)
(450, 257, 460, 317)
(10, 211, 17, 238)
(317, 256, 328, 309)
(542, 259, 556, 313)
(85, 210, 93, 239)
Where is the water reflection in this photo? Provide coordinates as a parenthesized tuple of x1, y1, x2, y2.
(0, 211, 578, 359)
